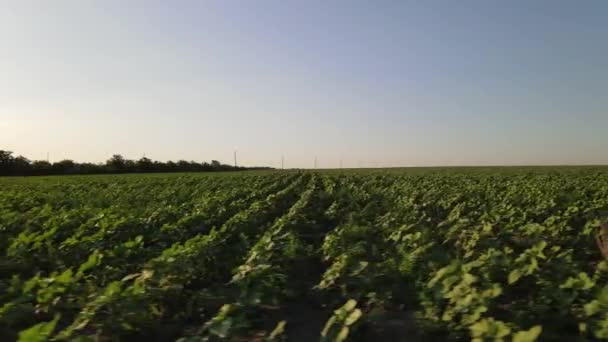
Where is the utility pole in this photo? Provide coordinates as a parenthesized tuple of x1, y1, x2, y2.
(234, 151, 238, 168)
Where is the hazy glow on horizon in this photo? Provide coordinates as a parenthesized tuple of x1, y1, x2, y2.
(1, 1, 607, 168)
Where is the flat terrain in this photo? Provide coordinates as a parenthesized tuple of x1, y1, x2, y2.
(1, 167, 608, 341)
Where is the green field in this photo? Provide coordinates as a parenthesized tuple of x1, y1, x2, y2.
(2, 168, 608, 341)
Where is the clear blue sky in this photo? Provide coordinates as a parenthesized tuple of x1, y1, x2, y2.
(1, 1, 607, 168)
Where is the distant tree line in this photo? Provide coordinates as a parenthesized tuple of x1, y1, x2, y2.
(0, 150, 272, 176)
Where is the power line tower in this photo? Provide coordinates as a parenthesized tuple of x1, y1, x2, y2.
(234, 151, 238, 168)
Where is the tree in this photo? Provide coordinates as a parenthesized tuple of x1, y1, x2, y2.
(137, 157, 154, 172)
(106, 154, 126, 171)
(0, 150, 15, 175)
(0, 150, 14, 164)
(0, 151, 32, 175)
(177, 160, 192, 172)
(13, 156, 31, 175)
(31, 160, 52, 175)
(52, 160, 76, 174)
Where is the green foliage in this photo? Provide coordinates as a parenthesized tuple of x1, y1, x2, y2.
(266, 320, 287, 341)
(513, 326, 543, 342)
(1, 167, 608, 340)
(321, 299, 363, 342)
(204, 304, 249, 339)
(17, 314, 59, 342)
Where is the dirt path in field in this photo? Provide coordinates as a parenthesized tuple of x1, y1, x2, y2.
(359, 308, 422, 341)
(282, 178, 335, 341)
(280, 247, 423, 342)
(282, 258, 331, 342)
